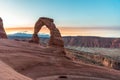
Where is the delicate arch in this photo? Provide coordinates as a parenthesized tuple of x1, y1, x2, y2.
(29, 17, 64, 47)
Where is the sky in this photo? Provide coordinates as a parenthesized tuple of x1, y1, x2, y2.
(0, 0, 120, 37)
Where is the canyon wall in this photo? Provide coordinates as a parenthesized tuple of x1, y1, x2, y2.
(63, 36, 120, 48)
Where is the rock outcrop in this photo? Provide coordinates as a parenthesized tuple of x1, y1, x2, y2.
(30, 17, 64, 47)
(0, 17, 7, 39)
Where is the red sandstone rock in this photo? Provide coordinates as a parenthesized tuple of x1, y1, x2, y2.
(0, 17, 7, 39)
(29, 34, 39, 44)
(0, 60, 32, 80)
(49, 28, 64, 47)
(30, 17, 64, 47)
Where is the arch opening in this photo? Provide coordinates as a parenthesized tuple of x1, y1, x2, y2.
(38, 26, 50, 46)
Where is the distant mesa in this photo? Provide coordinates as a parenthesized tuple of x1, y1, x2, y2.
(29, 17, 64, 48)
(63, 36, 120, 48)
(0, 17, 7, 39)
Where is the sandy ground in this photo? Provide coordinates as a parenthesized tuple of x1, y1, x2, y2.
(0, 39, 120, 80)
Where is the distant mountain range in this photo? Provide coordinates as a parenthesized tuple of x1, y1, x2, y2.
(8, 32, 50, 39)
(8, 33, 120, 48)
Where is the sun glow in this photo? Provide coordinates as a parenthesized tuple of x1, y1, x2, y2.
(5, 27, 120, 38)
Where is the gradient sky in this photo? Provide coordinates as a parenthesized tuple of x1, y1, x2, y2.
(0, 0, 120, 28)
(0, 0, 120, 37)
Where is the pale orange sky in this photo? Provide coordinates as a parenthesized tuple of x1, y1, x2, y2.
(5, 27, 120, 37)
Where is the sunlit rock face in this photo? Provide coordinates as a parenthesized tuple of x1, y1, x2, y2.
(0, 17, 7, 39)
(30, 17, 64, 47)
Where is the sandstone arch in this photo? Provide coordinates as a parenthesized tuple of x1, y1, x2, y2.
(0, 17, 7, 39)
(30, 17, 64, 47)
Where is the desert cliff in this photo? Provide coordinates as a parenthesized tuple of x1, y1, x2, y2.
(63, 36, 120, 48)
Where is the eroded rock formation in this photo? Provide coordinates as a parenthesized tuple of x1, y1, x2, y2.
(0, 17, 7, 39)
(30, 17, 64, 47)
(67, 49, 120, 70)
